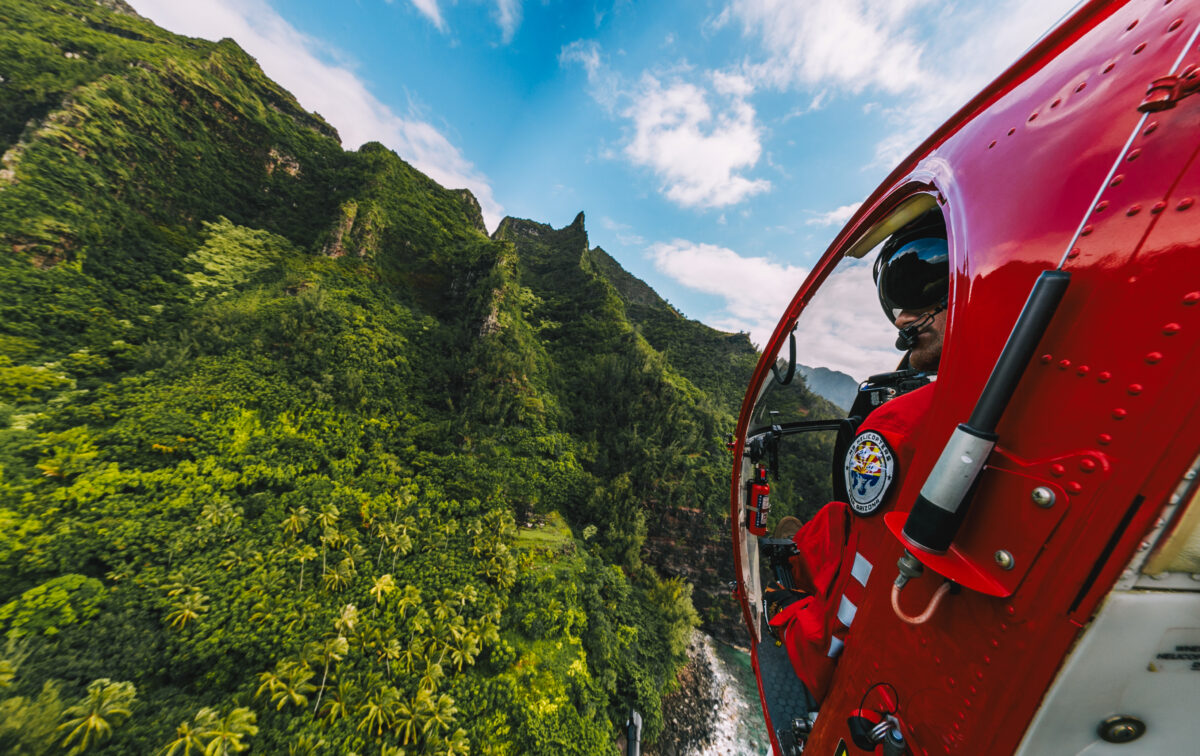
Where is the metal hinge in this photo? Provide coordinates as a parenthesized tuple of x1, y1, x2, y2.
(1138, 63, 1200, 112)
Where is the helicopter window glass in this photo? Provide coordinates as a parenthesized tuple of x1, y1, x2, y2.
(751, 253, 907, 432)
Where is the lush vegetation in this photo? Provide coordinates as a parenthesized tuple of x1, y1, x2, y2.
(0, 1, 836, 752)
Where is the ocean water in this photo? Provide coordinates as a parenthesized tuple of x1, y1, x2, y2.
(690, 634, 772, 756)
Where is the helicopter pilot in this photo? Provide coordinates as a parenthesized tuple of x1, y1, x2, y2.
(767, 209, 950, 706)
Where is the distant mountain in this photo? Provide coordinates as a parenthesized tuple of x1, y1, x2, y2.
(797, 364, 860, 412)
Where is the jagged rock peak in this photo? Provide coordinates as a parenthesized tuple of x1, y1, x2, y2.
(455, 189, 486, 234)
(491, 212, 588, 244)
(93, 0, 142, 17)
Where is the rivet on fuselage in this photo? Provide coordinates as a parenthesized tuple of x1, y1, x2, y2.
(1098, 433, 1113, 445)
(1076, 81, 1087, 93)
(1144, 121, 1158, 135)
(1178, 197, 1195, 210)
(1127, 19, 1139, 31)
(1110, 174, 1124, 186)
(1184, 291, 1200, 305)
(1163, 322, 1181, 335)
(1128, 383, 1143, 395)
(1098, 371, 1112, 382)
(1076, 364, 1090, 376)
(1051, 97, 1062, 108)
(1127, 204, 1142, 216)
(1058, 359, 1072, 369)
(1145, 352, 1163, 364)
(1031, 487, 1056, 507)
(1067, 248, 1081, 259)
(1113, 407, 1129, 419)
(1127, 148, 1141, 160)
(1095, 200, 1109, 212)
(1040, 353, 1053, 363)
(1080, 458, 1097, 473)
(1081, 224, 1094, 236)
(1103, 62, 1116, 74)
(1133, 42, 1147, 55)
(1152, 201, 1167, 213)
(1051, 463, 1066, 477)
(1067, 481, 1083, 494)
(1168, 19, 1183, 32)
(1007, 127, 1016, 136)
(988, 140, 997, 149)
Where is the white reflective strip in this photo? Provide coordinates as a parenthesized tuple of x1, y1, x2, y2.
(837, 595, 858, 627)
(851, 552, 873, 586)
(827, 636, 844, 658)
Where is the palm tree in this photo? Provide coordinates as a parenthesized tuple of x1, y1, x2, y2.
(292, 544, 318, 590)
(57, 678, 136, 754)
(445, 727, 470, 756)
(369, 574, 396, 610)
(317, 678, 353, 725)
(390, 529, 413, 573)
(335, 603, 359, 637)
(425, 693, 457, 736)
(282, 506, 310, 538)
(417, 655, 443, 694)
(355, 685, 400, 736)
(312, 635, 348, 715)
(193, 707, 258, 754)
(315, 505, 340, 533)
(165, 592, 208, 630)
(160, 722, 204, 755)
(396, 585, 421, 619)
(374, 520, 398, 568)
(322, 561, 352, 592)
(394, 690, 432, 746)
(377, 636, 403, 677)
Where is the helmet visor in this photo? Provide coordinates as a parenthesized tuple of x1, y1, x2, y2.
(876, 237, 950, 320)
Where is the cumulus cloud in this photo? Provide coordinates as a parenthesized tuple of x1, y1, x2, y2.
(562, 42, 769, 209)
(625, 73, 770, 208)
(649, 240, 897, 380)
(128, 0, 504, 230)
(648, 240, 805, 346)
(723, 0, 1081, 166)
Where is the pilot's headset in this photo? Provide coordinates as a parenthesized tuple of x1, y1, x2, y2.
(872, 209, 950, 322)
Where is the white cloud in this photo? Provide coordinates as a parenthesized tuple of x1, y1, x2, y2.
(600, 216, 645, 246)
(406, 0, 447, 32)
(649, 241, 898, 380)
(726, 0, 931, 94)
(790, 258, 900, 381)
(625, 74, 770, 208)
(805, 202, 862, 227)
(493, 0, 522, 44)
(725, 0, 1082, 166)
(562, 42, 769, 209)
(129, 0, 504, 229)
(648, 240, 805, 347)
(559, 40, 621, 111)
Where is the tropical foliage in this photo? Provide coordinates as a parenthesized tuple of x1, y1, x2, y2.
(0, 1, 837, 752)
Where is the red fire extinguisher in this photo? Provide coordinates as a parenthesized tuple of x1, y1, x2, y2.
(747, 466, 770, 536)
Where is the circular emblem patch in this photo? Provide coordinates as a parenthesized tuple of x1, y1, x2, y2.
(843, 431, 895, 516)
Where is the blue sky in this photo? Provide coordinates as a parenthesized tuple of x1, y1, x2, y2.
(128, 0, 1079, 374)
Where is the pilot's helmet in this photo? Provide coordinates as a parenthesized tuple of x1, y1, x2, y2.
(873, 208, 950, 320)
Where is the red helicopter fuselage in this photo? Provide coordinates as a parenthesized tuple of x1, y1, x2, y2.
(731, 1, 1200, 753)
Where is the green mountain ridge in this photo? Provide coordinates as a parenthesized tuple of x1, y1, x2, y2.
(0, 2, 836, 753)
